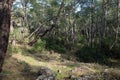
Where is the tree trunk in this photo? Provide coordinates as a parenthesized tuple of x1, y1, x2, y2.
(28, 0, 65, 46)
(110, 0, 120, 49)
(0, 0, 12, 73)
(90, 0, 94, 48)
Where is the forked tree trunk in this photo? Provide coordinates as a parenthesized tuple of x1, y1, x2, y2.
(0, 0, 12, 73)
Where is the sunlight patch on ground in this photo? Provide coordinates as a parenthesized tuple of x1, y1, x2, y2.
(12, 53, 47, 66)
(11, 53, 71, 71)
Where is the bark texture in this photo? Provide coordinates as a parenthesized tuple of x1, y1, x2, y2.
(0, 0, 12, 73)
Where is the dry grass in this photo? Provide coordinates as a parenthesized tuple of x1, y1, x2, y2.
(1, 44, 120, 80)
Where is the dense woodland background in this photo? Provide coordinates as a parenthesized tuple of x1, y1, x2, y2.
(10, 0, 120, 60)
(0, 0, 120, 80)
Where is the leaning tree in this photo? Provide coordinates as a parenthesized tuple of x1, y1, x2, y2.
(0, 0, 14, 73)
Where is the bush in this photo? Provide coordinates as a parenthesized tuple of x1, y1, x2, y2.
(110, 47, 120, 59)
(48, 44, 66, 53)
(44, 37, 66, 53)
(31, 39, 46, 52)
(76, 46, 107, 63)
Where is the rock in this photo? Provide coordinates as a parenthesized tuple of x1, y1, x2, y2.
(36, 66, 55, 80)
(104, 69, 108, 72)
(60, 58, 65, 62)
(78, 75, 95, 80)
(68, 75, 76, 79)
(49, 50, 54, 54)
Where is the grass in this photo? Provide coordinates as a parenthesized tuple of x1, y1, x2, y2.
(1, 43, 120, 80)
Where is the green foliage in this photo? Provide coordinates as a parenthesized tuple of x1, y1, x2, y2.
(76, 46, 107, 63)
(31, 39, 46, 52)
(78, 35, 87, 45)
(11, 0, 120, 60)
(48, 44, 66, 53)
(110, 47, 120, 59)
(45, 37, 66, 53)
(100, 38, 120, 59)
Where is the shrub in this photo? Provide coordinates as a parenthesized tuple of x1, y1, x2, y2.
(110, 47, 120, 59)
(31, 39, 46, 52)
(45, 37, 66, 53)
(48, 44, 66, 53)
(76, 46, 107, 63)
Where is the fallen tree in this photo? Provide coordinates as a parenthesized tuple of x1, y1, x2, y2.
(28, 0, 65, 46)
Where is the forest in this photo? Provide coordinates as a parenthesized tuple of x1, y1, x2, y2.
(0, 0, 120, 80)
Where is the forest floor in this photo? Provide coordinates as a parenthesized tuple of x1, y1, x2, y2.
(1, 43, 120, 80)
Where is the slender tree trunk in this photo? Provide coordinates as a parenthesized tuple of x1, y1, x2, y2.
(90, 0, 94, 48)
(99, 0, 107, 48)
(110, 0, 120, 49)
(73, 20, 76, 45)
(0, 0, 12, 73)
(21, 0, 28, 27)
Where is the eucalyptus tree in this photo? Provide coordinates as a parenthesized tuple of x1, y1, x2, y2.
(0, 0, 14, 73)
